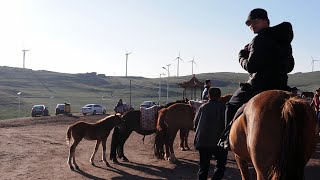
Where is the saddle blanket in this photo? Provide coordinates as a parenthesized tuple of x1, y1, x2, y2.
(140, 105, 161, 130)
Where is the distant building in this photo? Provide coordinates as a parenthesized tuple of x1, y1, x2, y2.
(178, 75, 204, 100)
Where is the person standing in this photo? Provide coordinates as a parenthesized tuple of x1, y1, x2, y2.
(194, 87, 227, 180)
(218, 8, 295, 149)
(202, 79, 212, 100)
(311, 88, 320, 122)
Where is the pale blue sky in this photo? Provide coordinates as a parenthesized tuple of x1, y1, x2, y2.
(0, 0, 319, 78)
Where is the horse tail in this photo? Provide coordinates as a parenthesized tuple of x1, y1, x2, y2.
(110, 127, 120, 160)
(272, 96, 307, 180)
(153, 108, 168, 158)
(66, 126, 72, 146)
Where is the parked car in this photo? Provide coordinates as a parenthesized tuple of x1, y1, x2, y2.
(55, 104, 65, 115)
(140, 101, 157, 108)
(31, 105, 49, 117)
(81, 104, 106, 115)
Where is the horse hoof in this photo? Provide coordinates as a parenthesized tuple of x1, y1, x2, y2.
(112, 159, 119, 164)
(123, 158, 129, 162)
(75, 165, 80, 170)
(179, 147, 185, 151)
(91, 162, 95, 166)
(106, 162, 111, 167)
(185, 147, 190, 151)
(69, 165, 74, 170)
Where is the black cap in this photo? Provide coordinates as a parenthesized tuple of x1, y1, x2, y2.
(245, 8, 269, 26)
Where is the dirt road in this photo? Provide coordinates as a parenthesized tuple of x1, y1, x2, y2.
(0, 115, 319, 179)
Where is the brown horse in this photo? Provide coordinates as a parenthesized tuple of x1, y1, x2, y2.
(66, 114, 125, 170)
(220, 94, 233, 104)
(230, 90, 319, 179)
(154, 103, 195, 163)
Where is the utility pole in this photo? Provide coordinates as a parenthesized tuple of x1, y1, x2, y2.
(129, 79, 132, 105)
(311, 56, 319, 72)
(22, 49, 29, 68)
(159, 73, 165, 104)
(125, 50, 132, 77)
(162, 64, 171, 104)
(50, 96, 54, 115)
(17, 92, 21, 117)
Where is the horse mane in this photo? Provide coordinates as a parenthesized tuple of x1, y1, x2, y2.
(96, 114, 116, 123)
(157, 108, 168, 131)
(272, 95, 312, 179)
(220, 94, 232, 104)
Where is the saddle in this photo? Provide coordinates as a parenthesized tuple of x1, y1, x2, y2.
(140, 105, 161, 131)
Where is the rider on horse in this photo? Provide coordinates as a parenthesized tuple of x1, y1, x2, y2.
(218, 8, 295, 149)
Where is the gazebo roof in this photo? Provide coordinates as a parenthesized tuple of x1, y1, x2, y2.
(178, 75, 204, 88)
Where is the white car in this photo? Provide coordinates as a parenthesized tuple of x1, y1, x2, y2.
(140, 101, 157, 108)
(81, 104, 106, 115)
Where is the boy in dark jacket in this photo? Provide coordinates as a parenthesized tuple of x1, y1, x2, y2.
(219, 8, 295, 149)
(194, 87, 227, 180)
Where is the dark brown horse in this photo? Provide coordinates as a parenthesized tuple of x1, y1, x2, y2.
(154, 103, 195, 163)
(110, 99, 190, 163)
(230, 90, 319, 179)
(66, 114, 125, 170)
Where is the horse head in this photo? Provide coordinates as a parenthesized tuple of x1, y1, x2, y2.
(114, 114, 126, 131)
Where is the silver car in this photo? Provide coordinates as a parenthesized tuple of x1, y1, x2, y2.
(81, 104, 106, 115)
(140, 101, 157, 108)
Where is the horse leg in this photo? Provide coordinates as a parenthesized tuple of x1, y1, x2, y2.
(179, 129, 186, 151)
(70, 139, 81, 169)
(101, 139, 110, 167)
(90, 140, 101, 166)
(168, 128, 178, 163)
(235, 155, 250, 180)
(184, 130, 190, 150)
(119, 131, 132, 162)
(69, 139, 81, 170)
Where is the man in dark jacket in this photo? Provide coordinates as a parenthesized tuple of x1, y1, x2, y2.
(194, 87, 227, 180)
(202, 79, 211, 100)
(218, 8, 295, 149)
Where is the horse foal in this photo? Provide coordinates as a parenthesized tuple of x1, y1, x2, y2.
(66, 114, 124, 170)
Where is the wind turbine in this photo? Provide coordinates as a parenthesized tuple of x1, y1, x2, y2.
(311, 56, 319, 72)
(22, 49, 30, 68)
(173, 51, 183, 77)
(125, 49, 132, 77)
(189, 57, 197, 75)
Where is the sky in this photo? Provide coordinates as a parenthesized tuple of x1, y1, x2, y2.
(0, 0, 319, 78)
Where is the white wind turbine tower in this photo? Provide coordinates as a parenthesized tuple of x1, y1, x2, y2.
(125, 49, 133, 77)
(189, 57, 197, 75)
(22, 49, 30, 68)
(311, 56, 319, 72)
(173, 51, 183, 77)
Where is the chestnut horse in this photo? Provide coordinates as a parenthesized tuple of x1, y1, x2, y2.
(66, 114, 124, 170)
(230, 90, 319, 179)
(153, 103, 195, 163)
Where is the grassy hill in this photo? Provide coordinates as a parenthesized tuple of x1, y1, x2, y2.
(0, 66, 319, 120)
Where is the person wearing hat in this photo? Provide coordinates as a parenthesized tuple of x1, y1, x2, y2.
(202, 79, 212, 100)
(311, 88, 320, 122)
(218, 8, 295, 149)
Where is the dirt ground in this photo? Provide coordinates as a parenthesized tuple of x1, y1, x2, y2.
(0, 114, 319, 180)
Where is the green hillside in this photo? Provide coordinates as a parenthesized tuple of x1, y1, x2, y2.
(0, 66, 319, 120)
